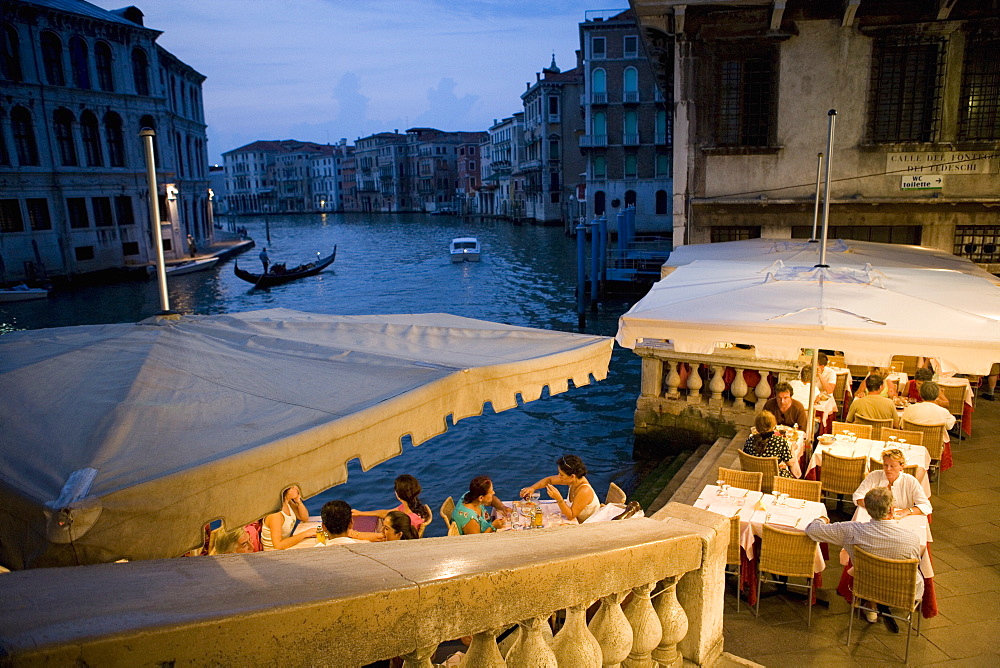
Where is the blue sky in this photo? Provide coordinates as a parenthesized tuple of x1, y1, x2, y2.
(92, 0, 609, 162)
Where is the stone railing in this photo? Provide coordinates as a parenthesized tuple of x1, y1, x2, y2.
(0, 505, 727, 667)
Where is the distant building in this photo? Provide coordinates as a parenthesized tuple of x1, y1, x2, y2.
(0, 0, 210, 282)
(519, 55, 586, 228)
(309, 139, 352, 212)
(579, 9, 673, 235)
(481, 115, 522, 218)
(353, 131, 410, 212)
(632, 0, 1000, 272)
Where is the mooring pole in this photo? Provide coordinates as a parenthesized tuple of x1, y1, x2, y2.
(140, 128, 171, 314)
(576, 221, 587, 329)
(590, 219, 600, 311)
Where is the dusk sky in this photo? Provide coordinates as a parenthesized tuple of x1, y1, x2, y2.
(91, 0, 611, 163)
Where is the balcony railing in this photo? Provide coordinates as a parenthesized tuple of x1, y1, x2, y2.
(580, 135, 608, 148)
(591, 92, 608, 104)
(0, 509, 728, 666)
(624, 134, 640, 146)
(655, 132, 669, 145)
(623, 91, 640, 103)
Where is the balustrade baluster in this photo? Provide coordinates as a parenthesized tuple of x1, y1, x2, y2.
(590, 591, 633, 667)
(664, 360, 681, 399)
(622, 582, 661, 668)
(552, 603, 602, 667)
(731, 367, 748, 408)
(651, 578, 688, 668)
(459, 629, 507, 668)
(401, 643, 437, 668)
(641, 357, 664, 398)
(754, 369, 772, 410)
(708, 365, 726, 405)
(505, 616, 558, 667)
(685, 364, 703, 404)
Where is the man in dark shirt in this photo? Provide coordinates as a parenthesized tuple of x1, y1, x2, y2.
(763, 381, 809, 428)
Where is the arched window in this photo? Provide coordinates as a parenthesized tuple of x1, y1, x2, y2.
(95, 41, 114, 91)
(623, 67, 639, 92)
(624, 110, 638, 145)
(80, 111, 102, 166)
(656, 109, 668, 142)
(624, 155, 637, 179)
(11, 106, 38, 165)
(174, 130, 184, 177)
(69, 36, 90, 89)
(1, 23, 23, 82)
(131, 47, 149, 95)
(53, 108, 77, 166)
(594, 190, 606, 216)
(592, 111, 606, 138)
(41, 31, 64, 86)
(139, 114, 158, 166)
(593, 155, 607, 179)
(104, 111, 125, 167)
(592, 68, 606, 93)
(625, 190, 637, 206)
(655, 190, 668, 214)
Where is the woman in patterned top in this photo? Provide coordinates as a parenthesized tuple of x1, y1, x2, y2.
(743, 410, 794, 478)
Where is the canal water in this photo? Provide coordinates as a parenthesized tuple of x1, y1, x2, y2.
(1, 213, 645, 537)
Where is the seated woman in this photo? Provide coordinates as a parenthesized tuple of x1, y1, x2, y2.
(208, 526, 256, 555)
(452, 475, 507, 534)
(520, 454, 600, 523)
(855, 367, 898, 399)
(905, 367, 950, 408)
(743, 410, 794, 478)
(261, 485, 314, 550)
(853, 448, 932, 517)
(381, 510, 418, 541)
(352, 474, 431, 534)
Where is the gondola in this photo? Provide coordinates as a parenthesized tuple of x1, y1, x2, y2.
(234, 247, 336, 288)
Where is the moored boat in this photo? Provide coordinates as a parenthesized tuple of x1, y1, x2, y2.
(450, 237, 480, 263)
(234, 247, 336, 288)
(0, 285, 49, 302)
(165, 257, 219, 276)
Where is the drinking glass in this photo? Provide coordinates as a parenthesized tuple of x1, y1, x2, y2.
(716, 479, 725, 495)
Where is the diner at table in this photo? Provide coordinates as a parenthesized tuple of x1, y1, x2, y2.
(900, 381, 956, 449)
(805, 433, 933, 498)
(261, 485, 314, 550)
(351, 474, 431, 535)
(852, 449, 932, 517)
(519, 454, 600, 523)
(742, 410, 794, 478)
(315, 500, 362, 546)
(905, 368, 950, 407)
(381, 510, 418, 541)
(846, 375, 897, 426)
(789, 365, 838, 434)
(763, 382, 809, 429)
(815, 353, 837, 396)
(452, 475, 508, 534)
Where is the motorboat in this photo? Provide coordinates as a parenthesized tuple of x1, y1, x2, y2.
(234, 247, 336, 288)
(0, 284, 49, 302)
(450, 237, 480, 263)
(165, 257, 219, 276)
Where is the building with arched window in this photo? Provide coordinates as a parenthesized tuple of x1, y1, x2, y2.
(0, 0, 209, 283)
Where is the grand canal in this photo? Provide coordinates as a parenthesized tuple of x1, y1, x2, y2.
(1, 213, 644, 537)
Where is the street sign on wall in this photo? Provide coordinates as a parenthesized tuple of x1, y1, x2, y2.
(901, 174, 944, 190)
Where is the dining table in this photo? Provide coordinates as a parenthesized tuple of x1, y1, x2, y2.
(835, 506, 938, 618)
(804, 435, 932, 497)
(288, 514, 380, 549)
(694, 484, 829, 606)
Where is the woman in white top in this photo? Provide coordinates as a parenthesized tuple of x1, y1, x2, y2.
(853, 449, 932, 517)
(520, 454, 601, 523)
(261, 485, 314, 550)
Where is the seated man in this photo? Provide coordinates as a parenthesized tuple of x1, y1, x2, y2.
(805, 486, 924, 622)
(846, 374, 897, 426)
(900, 381, 956, 450)
(815, 352, 837, 396)
(905, 368, 949, 408)
(763, 381, 808, 429)
(853, 448, 932, 517)
(316, 500, 361, 546)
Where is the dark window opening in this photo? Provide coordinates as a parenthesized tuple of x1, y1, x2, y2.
(869, 36, 944, 143)
(67, 197, 89, 229)
(716, 49, 776, 147)
(1, 23, 23, 82)
(131, 47, 150, 95)
(54, 108, 77, 166)
(105, 112, 125, 167)
(625, 190, 637, 206)
(115, 195, 135, 225)
(41, 31, 64, 86)
(0, 199, 24, 232)
(594, 190, 606, 216)
(122, 241, 140, 255)
(655, 190, 668, 215)
(81, 111, 102, 166)
(92, 197, 114, 227)
(69, 36, 90, 89)
(958, 36, 1000, 142)
(11, 106, 38, 166)
(954, 225, 1000, 263)
(791, 225, 921, 245)
(95, 41, 114, 91)
(711, 226, 761, 243)
(74, 245, 95, 261)
(27, 198, 51, 230)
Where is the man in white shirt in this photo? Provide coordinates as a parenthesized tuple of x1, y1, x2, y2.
(816, 353, 837, 395)
(316, 500, 361, 546)
(900, 381, 956, 448)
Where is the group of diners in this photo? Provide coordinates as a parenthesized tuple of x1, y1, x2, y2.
(205, 454, 622, 555)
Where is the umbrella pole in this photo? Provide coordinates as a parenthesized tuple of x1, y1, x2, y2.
(810, 153, 823, 242)
(140, 128, 173, 315)
(806, 348, 819, 448)
(817, 110, 837, 267)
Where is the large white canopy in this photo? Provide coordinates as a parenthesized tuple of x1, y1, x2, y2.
(617, 259, 1000, 374)
(0, 309, 612, 569)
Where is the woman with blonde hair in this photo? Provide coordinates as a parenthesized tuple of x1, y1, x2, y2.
(742, 410, 794, 477)
(853, 448, 932, 517)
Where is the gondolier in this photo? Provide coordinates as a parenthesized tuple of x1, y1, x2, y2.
(259, 248, 270, 274)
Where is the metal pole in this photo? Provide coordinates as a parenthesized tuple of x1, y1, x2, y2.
(817, 110, 837, 267)
(140, 128, 170, 314)
(576, 221, 587, 329)
(599, 215, 608, 282)
(810, 153, 823, 242)
(590, 219, 600, 311)
(806, 348, 819, 446)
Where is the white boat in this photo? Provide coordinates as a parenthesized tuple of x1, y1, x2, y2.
(164, 257, 219, 276)
(450, 237, 481, 263)
(0, 285, 49, 302)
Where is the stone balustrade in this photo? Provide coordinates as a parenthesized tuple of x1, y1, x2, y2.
(0, 504, 727, 667)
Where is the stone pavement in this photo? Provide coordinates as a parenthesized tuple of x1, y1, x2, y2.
(719, 389, 1000, 666)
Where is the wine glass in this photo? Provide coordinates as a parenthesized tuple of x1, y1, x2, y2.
(716, 479, 725, 496)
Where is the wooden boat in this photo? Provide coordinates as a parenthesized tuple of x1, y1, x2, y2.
(165, 257, 219, 276)
(0, 285, 49, 302)
(234, 247, 336, 288)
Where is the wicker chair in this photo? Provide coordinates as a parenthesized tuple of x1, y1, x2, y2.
(853, 415, 894, 440)
(717, 467, 763, 493)
(606, 482, 627, 505)
(738, 451, 781, 493)
(772, 477, 822, 503)
(726, 515, 743, 612)
(833, 372, 848, 412)
(819, 453, 868, 504)
(756, 524, 820, 626)
(900, 420, 948, 494)
(440, 496, 459, 536)
(892, 355, 919, 376)
(848, 547, 923, 663)
(881, 427, 924, 447)
(868, 459, 918, 478)
(417, 504, 432, 538)
(939, 383, 967, 440)
(831, 421, 872, 439)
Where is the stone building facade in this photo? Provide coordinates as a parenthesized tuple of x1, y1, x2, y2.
(0, 0, 209, 282)
(632, 0, 1000, 272)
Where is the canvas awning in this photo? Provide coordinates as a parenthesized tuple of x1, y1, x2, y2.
(0, 309, 612, 569)
(616, 260, 1000, 374)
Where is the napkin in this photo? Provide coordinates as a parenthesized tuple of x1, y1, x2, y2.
(766, 513, 801, 529)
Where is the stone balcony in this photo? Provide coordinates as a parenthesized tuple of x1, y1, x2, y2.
(0, 506, 728, 667)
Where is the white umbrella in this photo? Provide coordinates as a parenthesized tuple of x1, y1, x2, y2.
(0, 309, 612, 568)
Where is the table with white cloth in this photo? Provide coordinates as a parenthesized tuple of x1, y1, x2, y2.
(694, 484, 828, 606)
(835, 506, 938, 618)
(804, 435, 932, 498)
(887, 371, 908, 396)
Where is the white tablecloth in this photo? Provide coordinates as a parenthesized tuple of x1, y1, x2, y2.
(807, 436, 932, 497)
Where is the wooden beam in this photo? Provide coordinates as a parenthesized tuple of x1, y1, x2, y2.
(842, 0, 861, 27)
(937, 0, 958, 20)
(770, 1, 786, 32)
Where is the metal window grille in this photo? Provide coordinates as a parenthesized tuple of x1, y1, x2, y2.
(791, 225, 921, 245)
(717, 53, 775, 147)
(954, 225, 1000, 263)
(958, 36, 1000, 141)
(711, 226, 761, 243)
(869, 36, 944, 143)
